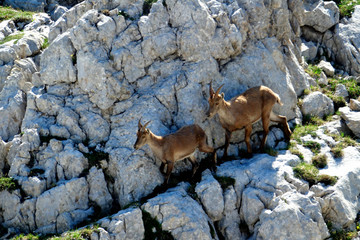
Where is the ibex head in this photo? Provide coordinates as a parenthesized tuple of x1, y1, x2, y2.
(207, 81, 224, 118)
(133, 118, 151, 150)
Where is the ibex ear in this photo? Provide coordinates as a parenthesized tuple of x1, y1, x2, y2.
(221, 92, 224, 98)
(146, 129, 150, 133)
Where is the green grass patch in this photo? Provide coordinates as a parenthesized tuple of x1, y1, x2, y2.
(327, 221, 359, 240)
(0, 32, 24, 45)
(0, 177, 18, 192)
(0, 6, 34, 23)
(327, 132, 359, 158)
(293, 162, 338, 186)
(318, 174, 338, 186)
(337, 0, 360, 18)
(214, 175, 236, 190)
(329, 77, 360, 99)
(312, 154, 328, 168)
(305, 64, 322, 79)
(303, 141, 321, 154)
(142, 209, 174, 240)
(41, 37, 49, 50)
(291, 124, 318, 143)
(293, 162, 319, 186)
(289, 147, 304, 160)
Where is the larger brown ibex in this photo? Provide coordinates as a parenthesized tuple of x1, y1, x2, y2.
(207, 83, 292, 158)
(133, 119, 217, 184)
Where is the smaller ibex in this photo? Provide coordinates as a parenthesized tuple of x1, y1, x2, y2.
(134, 119, 217, 184)
(208, 83, 292, 158)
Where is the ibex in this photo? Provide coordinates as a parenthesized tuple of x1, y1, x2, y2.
(208, 83, 292, 158)
(133, 119, 217, 184)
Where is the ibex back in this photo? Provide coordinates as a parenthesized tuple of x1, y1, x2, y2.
(134, 119, 217, 184)
(207, 83, 292, 158)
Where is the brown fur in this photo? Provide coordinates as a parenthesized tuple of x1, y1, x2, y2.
(134, 121, 217, 184)
(208, 85, 292, 158)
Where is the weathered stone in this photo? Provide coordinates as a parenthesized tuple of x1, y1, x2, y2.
(339, 106, 360, 138)
(301, 40, 317, 61)
(39, 32, 76, 86)
(55, 142, 88, 180)
(98, 207, 145, 240)
(195, 169, 224, 222)
(302, 0, 339, 33)
(318, 60, 335, 77)
(301, 91, 334, 118)
(350, 99, 360, 111)
(257, 191, 329, 239)
(142, 183, 217, 240)
(335, 84, 349, 98)
(35, 177, 90, 234)
(87, 167, 113, 213)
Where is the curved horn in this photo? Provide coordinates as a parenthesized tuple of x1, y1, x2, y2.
(215, 84, 224, 95)
(209, 81, 215, 96)
(138, 118, 143, 129)
(143, 120, 151, 129)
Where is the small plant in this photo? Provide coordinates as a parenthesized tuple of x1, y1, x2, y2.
(327, 221, 358, 240)
(305, 64, 322, 79)
(331, 145, 344, 158)
(303, 141, 321, 154)
(291, 124, 318, 143)
(312, 154, 328, 168)
(290, 148, 304, 160)
(0, 32, 24, 45)
(214, 175, 236, 190)
(0, 177, 18, 192)
(318, 174, 338, 186)
(293, 162, 319, 186)
(142, 209, 174, 240)
(41, 37, 49, 50)
(11, 233, 41, 240)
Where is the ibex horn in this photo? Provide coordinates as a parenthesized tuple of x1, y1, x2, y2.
(209, 81, 215, 96)
(138, 118, 143, 129)
(215, 84, 224, 95)
(143, 120, 151, 129)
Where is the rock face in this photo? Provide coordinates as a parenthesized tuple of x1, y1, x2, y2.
(339, 106, 360, 137)
(1, 0, 360, 238)
(301, 92, 334, 118)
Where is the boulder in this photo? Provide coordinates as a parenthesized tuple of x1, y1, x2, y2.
(142, 183, 217, 240)
(195, 169, 224, 222)
(335, 84, 349, 98)
(339, 106, 360, 138)
(35, 177, 91, 234)
(87, 167, 113, 213)
(302, 0, 339, 33)
(301, 91, 334, 118)
(301, 40, 317, 61)
(0, 89, 26, 141)
(350, 99, 360, 111)
(318, 60, 335, 77)
(98, 207, 145, 240)
(257, 191, 329, 240)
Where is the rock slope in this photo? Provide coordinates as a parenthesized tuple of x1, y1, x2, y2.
(0, 0, 360, 239)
